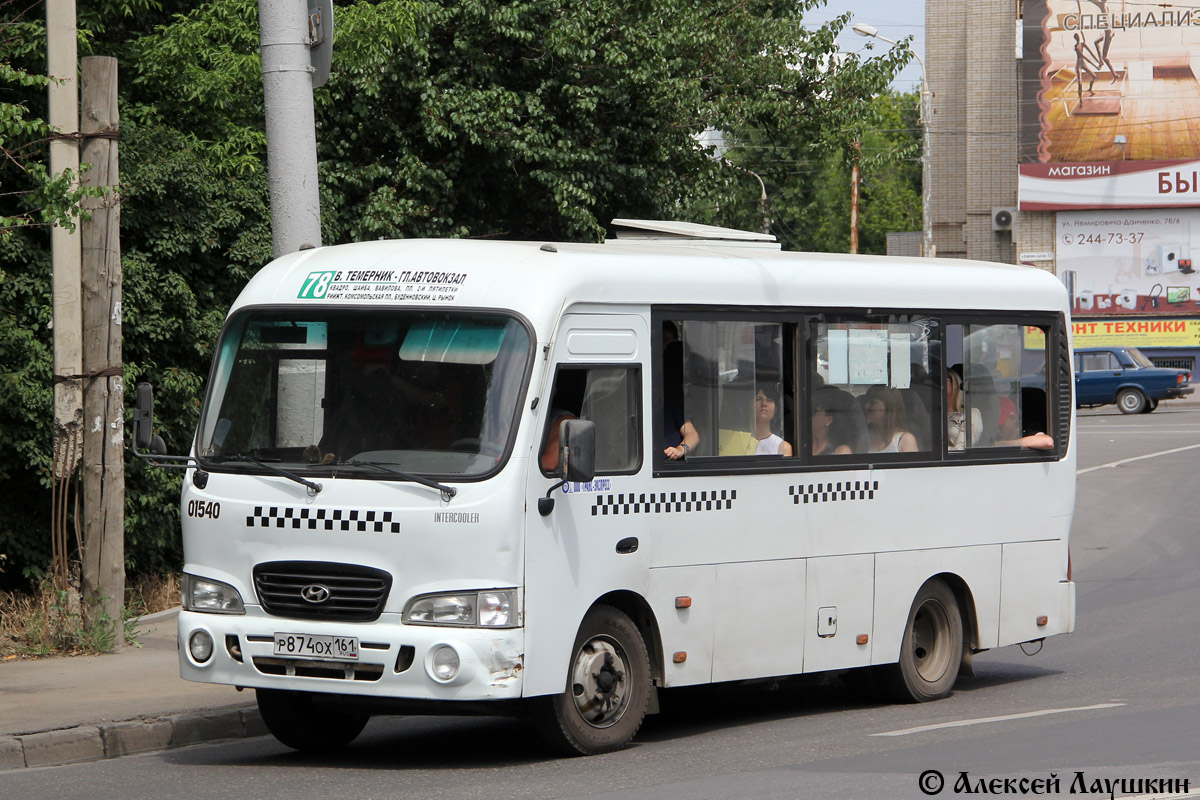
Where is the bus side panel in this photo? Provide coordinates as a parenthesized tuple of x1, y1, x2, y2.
(871, 545, 1002, 665)
(711, 559, 806, 682)
(803, 554, 874, 673)
(999, 539, 1073, 644)
(648, 565, 716, 687)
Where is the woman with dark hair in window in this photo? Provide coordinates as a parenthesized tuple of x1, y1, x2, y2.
(753, 385, 793, 456)
(811, 386, 858, 456)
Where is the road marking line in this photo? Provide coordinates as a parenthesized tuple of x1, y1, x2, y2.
(1078, 443, 1200, 475)
(871, 703, 1125, 737)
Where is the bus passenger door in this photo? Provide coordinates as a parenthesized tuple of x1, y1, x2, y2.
(522, 313, 650, 698)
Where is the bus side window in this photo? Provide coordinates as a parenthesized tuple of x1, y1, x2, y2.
(671, 320, 791, 458)
(541, 367, 641, 475)
(811, 316, 936, 458)
(946, 322, 1055, 452)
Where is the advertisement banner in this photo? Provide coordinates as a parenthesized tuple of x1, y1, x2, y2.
(1019, 0, 1200, 209)
(1026, 319, 1200, 349)
(1057, 209, 1200, 315)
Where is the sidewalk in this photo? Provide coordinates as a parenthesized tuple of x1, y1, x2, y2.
(0, 609, 262, 770)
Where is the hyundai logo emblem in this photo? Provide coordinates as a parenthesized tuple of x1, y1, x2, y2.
(300, 584, 331, 604)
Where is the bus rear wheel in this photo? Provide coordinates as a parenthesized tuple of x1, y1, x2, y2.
(256, 688, 370, 752)
(881, 580, 962, 703)
(534, 605, 651, 756)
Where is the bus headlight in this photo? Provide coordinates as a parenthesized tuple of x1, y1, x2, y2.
(183, 574, 246, 615)
(403, 590, 517, 627)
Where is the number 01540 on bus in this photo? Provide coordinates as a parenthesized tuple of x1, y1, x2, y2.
(135, 220, 1076, 756)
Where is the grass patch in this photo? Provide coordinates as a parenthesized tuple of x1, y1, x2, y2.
(0, 572, 179, 660)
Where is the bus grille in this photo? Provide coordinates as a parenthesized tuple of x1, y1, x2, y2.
(253, 561, 392, 622)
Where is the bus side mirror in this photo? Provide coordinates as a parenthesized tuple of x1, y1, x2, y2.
(539, 419, 596, 517)
(133, 383, 167, 456)
(560, 419, 596, 483)
(134, 383, 155, 449)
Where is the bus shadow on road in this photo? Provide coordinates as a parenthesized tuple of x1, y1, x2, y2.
(164, 665, 1064, 768)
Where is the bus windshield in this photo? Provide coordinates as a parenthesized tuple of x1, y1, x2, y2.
(196, 310, 532, 478)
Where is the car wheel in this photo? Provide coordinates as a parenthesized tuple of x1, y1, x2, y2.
(879, 579, 963, 703)
(257, 689, 370, 752)
(1141, 399, 1159, 413)
(1117, 388, 1146, 414)
(533, 605, 651, 756)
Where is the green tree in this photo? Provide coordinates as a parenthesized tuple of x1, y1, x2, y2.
(696, 88, 922, 254)
(0, 0, 904, 587)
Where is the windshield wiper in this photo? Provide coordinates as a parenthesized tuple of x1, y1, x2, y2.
(209, 454, 322, 495)
(347, 460, 457, 501)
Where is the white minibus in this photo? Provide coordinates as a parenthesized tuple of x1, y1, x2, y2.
(137, 220, 1076, 755)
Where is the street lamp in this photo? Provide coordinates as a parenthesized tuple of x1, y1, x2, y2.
(853, 23, 934, 258)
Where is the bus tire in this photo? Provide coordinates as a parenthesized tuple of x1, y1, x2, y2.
(1117, 388, 1146, 414)
(533, 605, 651, 756)
(880, 579, 962, 703)
(256, 688, 369, 752)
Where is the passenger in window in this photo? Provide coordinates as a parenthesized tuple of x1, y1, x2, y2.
(662, 336, 699, 460)
(864, 386, 918, 453)
(811, 386, 858, 456)
(541, 371, 586, 472)
(753, 385, 793, 456)
(946, 365, 982, 451)
(995, 396, 1054, 450)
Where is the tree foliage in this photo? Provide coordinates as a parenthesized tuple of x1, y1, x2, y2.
(692, 87, 922, 254)
(0, 0, 904, 587)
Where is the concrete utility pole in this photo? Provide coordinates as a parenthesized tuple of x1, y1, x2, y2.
(259, 0, 323, 256)
(850, 140, 861, 254)
(80, 56, 124, 643)
(47, 0, 83, 593)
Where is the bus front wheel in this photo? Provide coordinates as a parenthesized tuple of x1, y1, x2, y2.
(256, 688, 369, 752)
(534, 605, 651, 756)
(881, 580, 962, 703)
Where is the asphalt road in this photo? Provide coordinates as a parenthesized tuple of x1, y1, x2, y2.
(4, 404, 1199, 799)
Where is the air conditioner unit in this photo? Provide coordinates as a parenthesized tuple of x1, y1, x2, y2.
(992, 207, 1016, 232)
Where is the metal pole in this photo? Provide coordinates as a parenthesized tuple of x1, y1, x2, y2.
(259, 0, 322, 256)
(852, 25, 934, 258)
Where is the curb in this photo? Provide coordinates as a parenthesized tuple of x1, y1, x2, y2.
(0, 704, 264, 771)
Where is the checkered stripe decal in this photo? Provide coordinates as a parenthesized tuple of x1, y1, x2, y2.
(246, 506, 400, 533)
(789, 480, 878, 504)
(592, 490, 736, 516)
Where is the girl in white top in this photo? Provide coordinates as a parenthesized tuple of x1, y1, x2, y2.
(946, 367, 982, 451)
(864, 385, 918, 453)
(754, 386, 793, 456)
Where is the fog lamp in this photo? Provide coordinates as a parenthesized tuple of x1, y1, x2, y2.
(430, 645, 460, 682)
(189, 629, 214, 663)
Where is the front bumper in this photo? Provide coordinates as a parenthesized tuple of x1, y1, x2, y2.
(178, 608, 524, 701)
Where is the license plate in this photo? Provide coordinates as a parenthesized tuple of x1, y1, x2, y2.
(273, 632, 359, 661)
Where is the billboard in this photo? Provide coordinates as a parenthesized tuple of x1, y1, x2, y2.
(1027, 320, 1200, 348)
(1019, 0, 1200, 209)
(1056, 208, 1200, 315)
